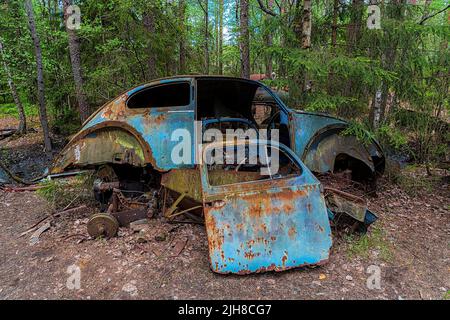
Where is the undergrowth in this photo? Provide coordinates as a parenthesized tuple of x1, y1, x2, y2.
(345, 225, 393, 262)
(36, 173, 96, 211)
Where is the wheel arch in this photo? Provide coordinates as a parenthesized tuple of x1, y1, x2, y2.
(51, 121, 157, 173)
(301, 124, 385, 177)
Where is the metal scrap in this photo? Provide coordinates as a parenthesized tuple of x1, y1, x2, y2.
(325, 188, 378, 233)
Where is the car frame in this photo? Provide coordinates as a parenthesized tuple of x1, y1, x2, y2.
(51, 75, 385, 182)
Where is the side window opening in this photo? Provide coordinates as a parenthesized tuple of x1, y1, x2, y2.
(196, 79, 259, 122)
(127, 82, 190, 109)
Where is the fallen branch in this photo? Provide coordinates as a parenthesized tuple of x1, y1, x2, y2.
(20, 205, 88, 238)
(0, 129, 16, 140)
(55, 205, 88, 217)
(2, 185, 44, 192)
(19, 215, 50, 238)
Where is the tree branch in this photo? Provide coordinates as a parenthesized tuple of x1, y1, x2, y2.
(197, 0, 207, 14)
(419, 4, 449, 25)
(256, 0, 277, 16)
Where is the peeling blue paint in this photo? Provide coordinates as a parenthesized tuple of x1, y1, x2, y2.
(201, 141, 332, 274)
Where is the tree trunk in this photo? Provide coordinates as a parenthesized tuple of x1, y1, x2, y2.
(143, 8, 157, 80)
(293, 0, 302, 43)
(179, 0, 187, 74)
(25, 0, 52, 152)
(239, 0, 250, 79)
(331, 0, 339, 51)
(369, 86, 384, 129)
(301, 0, 312, 49)
(263, 0, 274, 78)
(346, 0, 364, 54)
(204, 0, 210, 74)
(63, 0, 89, 123)
(0, 41, 27, 134)
(369, 0, 402, 128)
(218, 0, 224, 74)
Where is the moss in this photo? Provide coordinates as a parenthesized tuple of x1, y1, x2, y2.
(345, 225, 393, 262)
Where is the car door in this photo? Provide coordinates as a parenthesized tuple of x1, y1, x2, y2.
(200, 140, 332, 274)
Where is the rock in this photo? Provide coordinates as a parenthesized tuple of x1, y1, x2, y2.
(155, 234, 167, 242)
(122, 280, 138, 297)
(345, 275, 353, 281)
(136, 232, 148, 243)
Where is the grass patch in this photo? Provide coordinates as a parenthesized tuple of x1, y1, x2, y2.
(395, 164, 440, 196)
(37, 173, 96, 210)
(444, 290, 450, 300)
(0, 102, 39, 118)
(345, 225, 393, 262)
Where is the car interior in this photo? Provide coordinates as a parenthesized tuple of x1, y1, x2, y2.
(196, 78, 290, 148)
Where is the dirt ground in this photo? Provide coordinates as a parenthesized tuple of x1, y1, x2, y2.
(0, 118, 449, 300)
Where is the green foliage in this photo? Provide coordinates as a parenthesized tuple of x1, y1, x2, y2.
(50, 105, 82, 136)
(444, 290, 450, 300)
(341, 121, 377, 147)
(37, 173, 96, 210)
(345, 225, 393, 262)
(0, 0, 447, 165)
(0, 103, 38, 118)
(376, 124, 408, 151)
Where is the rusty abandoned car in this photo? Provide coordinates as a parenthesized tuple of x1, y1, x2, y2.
(48, 76, 383, 274)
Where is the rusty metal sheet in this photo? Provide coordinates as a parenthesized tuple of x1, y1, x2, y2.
(52, 127, 147, 172)
(325, 189, 378, 232)
(111, 208, 148, 227)
(200, 141, 332, 274)
(303, 132, 375, 174)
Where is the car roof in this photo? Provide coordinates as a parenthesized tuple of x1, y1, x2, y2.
(128, 75, 262, 93)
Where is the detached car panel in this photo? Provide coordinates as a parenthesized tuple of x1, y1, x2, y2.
(200, 140, 332, 274)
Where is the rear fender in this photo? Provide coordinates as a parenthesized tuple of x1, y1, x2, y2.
(51, 122, 154, 173)
(301, 125, 384, 176)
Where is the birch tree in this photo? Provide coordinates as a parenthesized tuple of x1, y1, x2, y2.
(63, 0, 89, 123)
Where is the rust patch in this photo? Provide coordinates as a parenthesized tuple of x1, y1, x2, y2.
(154, 113, 166, 124)
(204, 209, 224, 253)
(281, 251, 288, 267)
(288, 226, 297, 238)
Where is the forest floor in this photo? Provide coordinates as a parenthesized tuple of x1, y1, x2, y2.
(0, 117, 449, 300)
